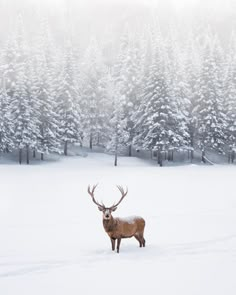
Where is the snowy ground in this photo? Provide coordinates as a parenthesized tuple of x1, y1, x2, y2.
(0, 152, 236, 295)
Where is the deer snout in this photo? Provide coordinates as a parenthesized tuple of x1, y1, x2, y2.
(104, 212, 110, 219)
(103, 209, 111, 219)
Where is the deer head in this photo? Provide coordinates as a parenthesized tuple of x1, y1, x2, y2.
(87, 184, 128, 220)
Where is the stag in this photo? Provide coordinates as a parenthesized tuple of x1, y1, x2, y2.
(87, 184, 146, 253)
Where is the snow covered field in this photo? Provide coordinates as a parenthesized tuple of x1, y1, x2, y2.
(0, 152, 236, 295)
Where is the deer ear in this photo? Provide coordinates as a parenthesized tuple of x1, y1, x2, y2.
(98, 206, 104, 211)
(111, 207, 117, 212)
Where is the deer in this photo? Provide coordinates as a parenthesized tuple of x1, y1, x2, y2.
(87, 184, 146, 253)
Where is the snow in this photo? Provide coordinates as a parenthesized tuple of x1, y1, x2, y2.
(0, 152, 236, 295)
(118, 216, 143, 224)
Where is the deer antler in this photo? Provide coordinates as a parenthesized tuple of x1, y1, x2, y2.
(110, 185, 128, 209)
(87, 184, 104, 208)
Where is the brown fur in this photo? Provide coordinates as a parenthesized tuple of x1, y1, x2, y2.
(103, 215, 146, 252)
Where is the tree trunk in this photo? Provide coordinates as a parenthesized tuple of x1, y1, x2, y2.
(168, 150, 172, 161)
(114, 137, 118, 166)
(228, 150, 231, 164)
(190, 150, 194, 163)
(26, 145, 29, 165)
(159, 152, 163, 167)
(128, 145, 132, 157)
(114, 152, 118, 166)
(41, 153, 44, 161)
(97, 133, 100, 146)
(64, 141, 68, 155)
(80, 135, 84, 147)
(190, 132, 194, 162)
(5, 144, 9, 153)
(89, 134, 93, 150)
(201, 149, 206, 163)
(33, 149, 36, 158)
(232, 150, 235, 163)
(171, 150, 174, 161)
(19, 148, 22, 165)
(157, 148, 163, 167)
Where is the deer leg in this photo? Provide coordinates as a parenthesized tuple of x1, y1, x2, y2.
(134, 235, 142, 247)
(117, 238, 121, 253)
(110, 238, 116, 251)
(142, 237, 146, 247)
(140, 232, 146, 247)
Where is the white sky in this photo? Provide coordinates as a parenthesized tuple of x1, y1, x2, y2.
(34, 0, 234, 14)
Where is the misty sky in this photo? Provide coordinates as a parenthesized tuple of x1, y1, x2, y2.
(30, 0, 235, 11)
(0, 0, 235, 49)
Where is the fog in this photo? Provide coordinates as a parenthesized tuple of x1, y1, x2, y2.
(0, 0, 235, 49)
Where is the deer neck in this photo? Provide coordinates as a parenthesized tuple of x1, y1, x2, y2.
(103, 215, 117, 233)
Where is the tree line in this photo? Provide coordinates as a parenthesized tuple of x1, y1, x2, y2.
(0, 17, 235, 165)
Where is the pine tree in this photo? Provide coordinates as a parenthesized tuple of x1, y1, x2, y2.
(57, 41, 82, 155)
(9, 15, 35, 164)
(225, 33, 236, 162)
(0, 80, 13, 153)
(119, 40, 143, 156)
(81, 37, 108, 149)
(132, 27, 159, 152)
(106, 77, 128, 166)
(195, 35, 226, 160)
(34, 22, 62, 160)
(135, 35, 176, 166)
(26, 58, 42, 159)
(1, 37, 18, 98)
(11, 68, 36, 164)
(184, 32, 202, 161)
(166, 32, 191, 159)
